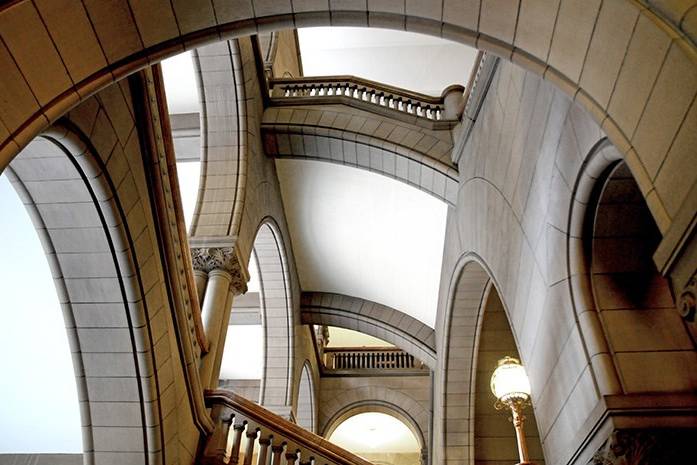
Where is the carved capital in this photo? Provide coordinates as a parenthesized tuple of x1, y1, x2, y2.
(191, 247, 248, 295)
(678, 276, 696, 322)
(589, 429, 695, 465)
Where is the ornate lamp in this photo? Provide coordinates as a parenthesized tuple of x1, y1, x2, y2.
(490, 356, 534, 465)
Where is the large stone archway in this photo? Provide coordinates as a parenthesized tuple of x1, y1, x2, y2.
(0, 1, 693, 246)
(7, 120, 173, 464)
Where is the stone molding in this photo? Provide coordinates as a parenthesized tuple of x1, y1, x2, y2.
(191, 247, 248, 295)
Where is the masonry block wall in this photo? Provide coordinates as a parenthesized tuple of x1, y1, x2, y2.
(435, 57, 697, 465)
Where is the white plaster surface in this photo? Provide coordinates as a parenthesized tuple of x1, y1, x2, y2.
(276, 159, 447, 327)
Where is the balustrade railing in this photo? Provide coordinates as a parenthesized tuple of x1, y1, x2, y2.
(269, 76, 464, 123)
(201, 390, 377, 465)
(324, 347, 422, 370)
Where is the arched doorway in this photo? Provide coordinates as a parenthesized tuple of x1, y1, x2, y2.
(586, 160, 696, 392)
(472, 284, 545, 464)
(326, 409, 424, 465)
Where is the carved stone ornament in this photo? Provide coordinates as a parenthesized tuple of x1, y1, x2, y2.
(678, 276, 696, 322)
(589, 429, 695, 465)
(191, 247, 248, 295)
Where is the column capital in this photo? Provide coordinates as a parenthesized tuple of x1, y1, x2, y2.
(191, 247, 248, 295)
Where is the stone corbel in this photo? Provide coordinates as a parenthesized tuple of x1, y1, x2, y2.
(191, 246, 249, 295)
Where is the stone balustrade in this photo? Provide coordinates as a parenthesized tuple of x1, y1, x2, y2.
(269, 76, 465, 123)
(201, 390, 377, 465)
(324, 347, 423, 371)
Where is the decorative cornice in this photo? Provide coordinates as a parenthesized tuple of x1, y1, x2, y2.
(191, 247, 248, 295)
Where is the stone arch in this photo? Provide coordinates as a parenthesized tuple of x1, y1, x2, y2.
(435, 254, 492, 465)
(319, 385, 430, 454)
(190, 38, 247, 238)
(569, 139, 697, 395)
(579, 155, 696, 393)
(295, 360, 316, 433)
(300, 291, 436, 368)
(0, 1, 693, 241)
(253, 218, 295, 409)
(6, 122, 165, 464)
(323, 401, 426, 453)
(262, 105, 458, 205)
(471, 282, 545, 464)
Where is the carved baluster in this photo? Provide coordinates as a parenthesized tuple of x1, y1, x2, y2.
(230, 423, 246, 464)
(409, 354, 414, 368)
(243, 429, 258, 465)
(286, 451, 299, 465)
(271, 445, 285, 465)
(257, 438, 271, 465)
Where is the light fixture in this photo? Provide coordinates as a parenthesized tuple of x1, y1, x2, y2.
(490, 356, 535, 465)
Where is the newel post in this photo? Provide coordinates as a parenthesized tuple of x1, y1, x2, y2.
(200, 403, 235, 465)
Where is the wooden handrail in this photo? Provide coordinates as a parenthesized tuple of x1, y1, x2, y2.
(202, 389, 377, 465)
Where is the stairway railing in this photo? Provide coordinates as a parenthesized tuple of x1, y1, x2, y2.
(268, 75, 465, 124)
(201, 390, 376, 465)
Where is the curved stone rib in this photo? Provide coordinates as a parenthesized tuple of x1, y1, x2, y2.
(262, 104, 459, 205)
(300, 291, 436, 369)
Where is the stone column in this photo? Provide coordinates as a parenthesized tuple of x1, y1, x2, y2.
(192, 247, 248, 389)
(193, 269, 209, 308)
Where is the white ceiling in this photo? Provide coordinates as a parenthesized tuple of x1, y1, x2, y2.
(276, 160, 446, 328)
(298, 27, 478, 96)
(326, 327, 393, 348)
(161, 51, 199, 114)
(329, 412, 420, 453)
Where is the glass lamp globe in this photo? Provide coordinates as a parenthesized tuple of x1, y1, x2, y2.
(490, 356, 531, 403)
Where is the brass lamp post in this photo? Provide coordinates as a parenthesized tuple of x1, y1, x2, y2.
(490, 356, 534, 465)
